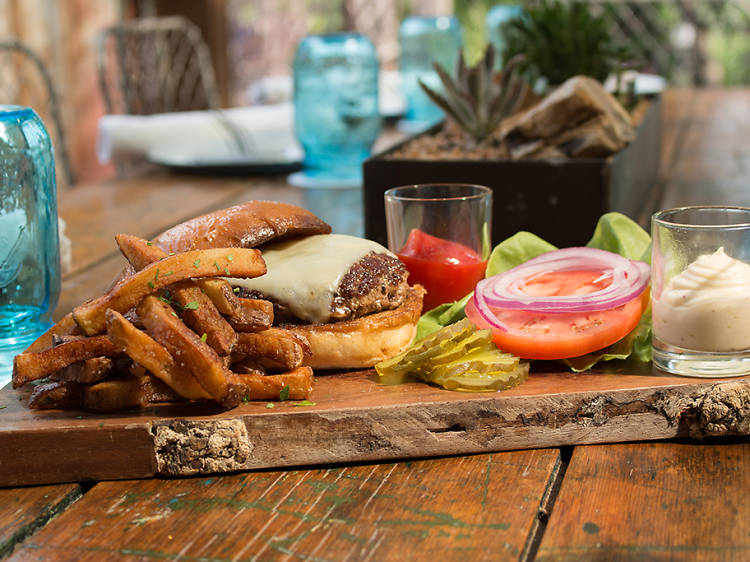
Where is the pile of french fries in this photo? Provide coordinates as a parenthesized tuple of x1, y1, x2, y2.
(12, 234, 313, 412)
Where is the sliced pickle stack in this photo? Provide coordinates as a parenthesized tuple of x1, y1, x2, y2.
(376, 318, 530, 392)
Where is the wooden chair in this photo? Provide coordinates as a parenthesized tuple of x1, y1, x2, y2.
(0, 40, 75, 188)
(95, 16, 220, 115)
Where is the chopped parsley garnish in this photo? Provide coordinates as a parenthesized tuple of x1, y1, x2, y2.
(242, 394, 250, 404)
(193, 259, 201, 268)
(183, 301, 200, 310)
(279, 385, 290, 401)
(227, 254, 234, 262)
(266, 403, 275, 409)
(163, 271, 174, 277)
(292, 400, 316, 407)
(224, 268, 231, 275)
(147, 281, 155, 289)
(214, 262, 221, 271)
(200, 333, 207, 342)
(168, 252, 175, 256)
(158, 296, 171, 305)
(233, 287, 240, 293)
(154, 268, 160, 281)
(171, 311, 178, 318)
(146, 241, 152, 246)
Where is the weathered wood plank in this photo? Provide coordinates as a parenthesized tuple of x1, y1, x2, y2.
(3, 364, 750, 487)
(658, 88, 696, 180)
(55, 255, 123, 321)
(0, 484, 80, 558)
(537, 441, 750, 561)
(58, 174, 291, 278)
(661, 88, 750, 209)
(13, 450, 559, 561)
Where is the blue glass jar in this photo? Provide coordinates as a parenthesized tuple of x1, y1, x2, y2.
(0, 106, 59, 380)
(485, 4, 524, 68)
(292, 33, 381, 184)
(399, 15, 462, 128)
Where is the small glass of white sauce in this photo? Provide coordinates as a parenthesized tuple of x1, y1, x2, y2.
(652, 206, 750, 377)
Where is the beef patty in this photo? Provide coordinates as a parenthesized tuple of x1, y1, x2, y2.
(239, 252, 410, 324)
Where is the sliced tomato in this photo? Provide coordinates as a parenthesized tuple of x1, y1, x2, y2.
(466, 270, 645, 360)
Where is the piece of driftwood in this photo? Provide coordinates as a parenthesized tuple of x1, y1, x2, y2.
(1, 365, 749, 487)
(505, 75, 636, 159)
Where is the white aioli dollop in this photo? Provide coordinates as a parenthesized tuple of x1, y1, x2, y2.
(653, 247, 750, 351)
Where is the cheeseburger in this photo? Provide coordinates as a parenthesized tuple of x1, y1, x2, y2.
(152, 201, 424, 369)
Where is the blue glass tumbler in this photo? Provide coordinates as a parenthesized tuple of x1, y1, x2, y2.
(0, 106, 60, 382)
(292, 33, 381, 185)
(485, 4, 524, 69)
(399, 15, 462, 129)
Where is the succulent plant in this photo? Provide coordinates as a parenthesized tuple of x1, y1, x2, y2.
(500, 0, 631, 87)
(418, 46, 528, 146)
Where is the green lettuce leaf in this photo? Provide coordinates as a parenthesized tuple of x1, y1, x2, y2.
(415, 293, 471, 341)
(414, 212, 653, 370)
(485, 231, 558, 277)
(586, 211, 651, 263)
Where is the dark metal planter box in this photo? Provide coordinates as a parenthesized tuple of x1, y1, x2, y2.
(363, 96, 661, 248)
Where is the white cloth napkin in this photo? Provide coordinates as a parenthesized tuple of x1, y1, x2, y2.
(96, 103, 303, 165)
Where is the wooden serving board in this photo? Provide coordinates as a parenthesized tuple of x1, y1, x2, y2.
(1, 363, 749, 487)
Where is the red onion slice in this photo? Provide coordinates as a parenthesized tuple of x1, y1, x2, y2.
(475, 247, 650, 314)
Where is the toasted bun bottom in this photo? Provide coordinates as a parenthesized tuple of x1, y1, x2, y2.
(283, 285, 425, 369)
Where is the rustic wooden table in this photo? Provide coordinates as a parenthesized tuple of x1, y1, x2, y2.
(3, 89, 750, 561)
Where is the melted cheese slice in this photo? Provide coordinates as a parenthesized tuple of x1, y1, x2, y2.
(228, 234, 394, 324)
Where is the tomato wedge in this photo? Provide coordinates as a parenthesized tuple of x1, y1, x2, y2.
(465, 270, 645, 360)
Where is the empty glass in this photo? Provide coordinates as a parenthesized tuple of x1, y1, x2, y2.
(0, 106, 60, 382)
(485, 4, 524, 68)
(291, 33, 381, 186)
(399, 15, 463, 130)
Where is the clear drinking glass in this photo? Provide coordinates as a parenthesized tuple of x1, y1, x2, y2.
(385, 184, 492, 312)
(398, 15, 463, 130)
(651, 206, 750, 377)
(0, 106, 60, 381)
(291, 33, 381, 186)
(485, 4, 524, 69)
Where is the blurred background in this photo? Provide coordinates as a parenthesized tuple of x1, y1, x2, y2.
(4, 0, 750, 184)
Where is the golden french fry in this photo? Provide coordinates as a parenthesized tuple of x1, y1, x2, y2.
(228, 298, 274, 332)
(115, 233, 168, 270)
(105, 309, 210, 400)
(82, 375, 180, 413)
(27, 381, 83, 410)
(51, 357, 113, 384)
(24, 313, 82, 353)
(197, 279, 239, 315)
(73, 248, 266, 336)
(114, 237, 238, 355)
(13, 336, 120, 388)
(137, 296, 234, 404)
(260, 327, 312, 357)
(170, 282, 237, 355)
(234, 330, 306, 371)
(230, 366, 313, 401)
(231, 358, 266, 376)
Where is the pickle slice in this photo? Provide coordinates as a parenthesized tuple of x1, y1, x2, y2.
(375, 318, 530, 394)
(429, 362, 530, 392)
(428, 347, 519, 379)
(375, 318, 475, 376)
(422, 330, 493, 366)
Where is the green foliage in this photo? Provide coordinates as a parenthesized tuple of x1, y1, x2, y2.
(708, 30, 750, 85)
(418, 46, 528, 145)
(501, 0, 630, 86)
(453, 0, 498, 64)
